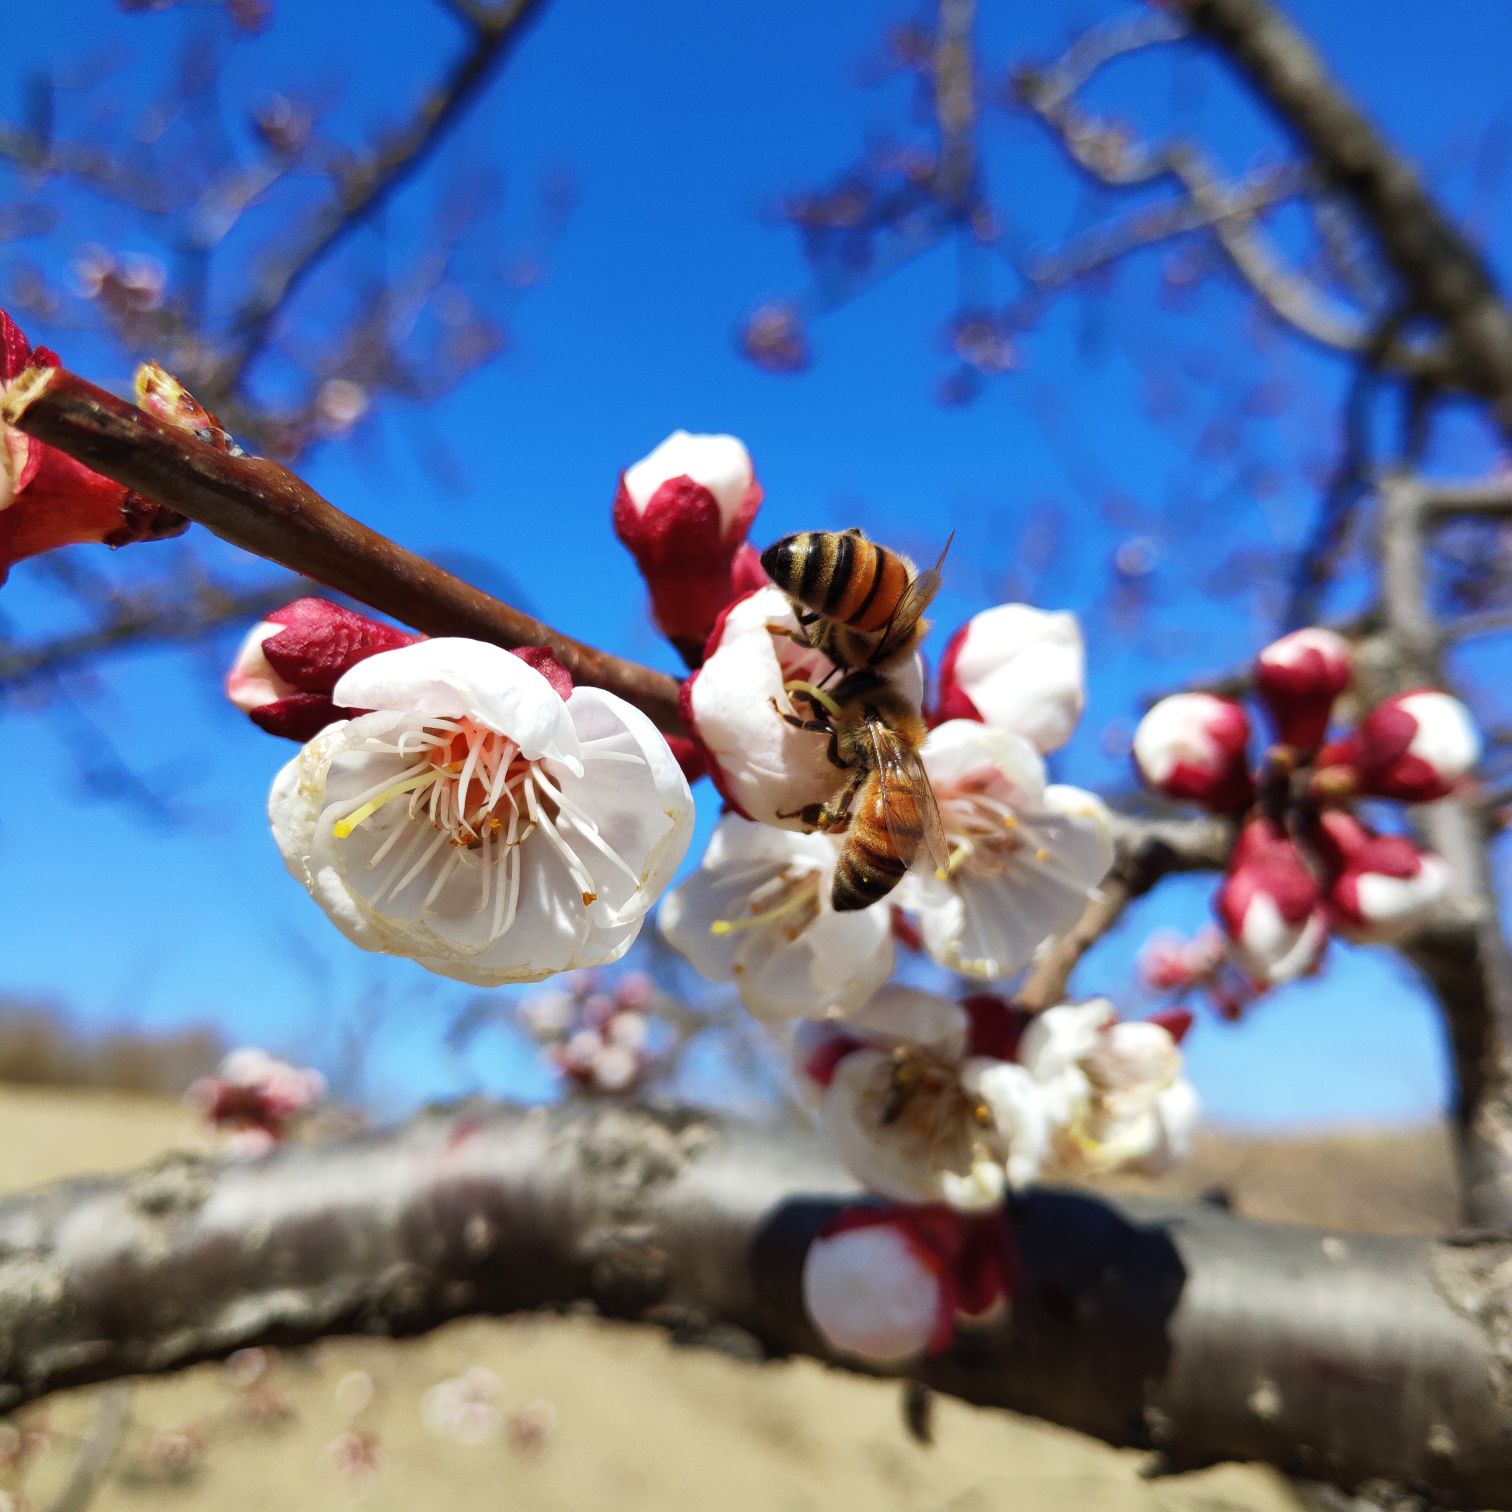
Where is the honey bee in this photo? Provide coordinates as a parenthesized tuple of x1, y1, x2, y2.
(777, 667, 950, 912)
(761, 528, 950, 670)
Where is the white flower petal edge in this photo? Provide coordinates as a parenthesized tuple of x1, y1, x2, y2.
(659, 814, 893, 1021)
(900, 720, 1114, 980)
(944, 604, 1085, 753)
(270, 639, 693, 985)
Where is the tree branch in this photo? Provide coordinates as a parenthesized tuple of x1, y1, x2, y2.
(1018, 813, 1234, 1011)
(0, 576, 307, 697)
(1181, 0, 1512, 428)
(0, 1101, 1508, 1505)
(1371, 471, 1512, 1227)
(0, 365, 684, 734)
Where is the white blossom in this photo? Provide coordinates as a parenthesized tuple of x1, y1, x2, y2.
(899, 720, 1113, 980)
(271, 639, 693, 985)
(937, 604, 1085, 753)
(794, 986, 1051, 1211)
(659, 814, 893, 1021)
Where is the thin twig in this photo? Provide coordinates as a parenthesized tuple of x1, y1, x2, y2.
(1, 365, 685, 733)
(44, 1385, 130, 1512)
(214, 0, 548, 393)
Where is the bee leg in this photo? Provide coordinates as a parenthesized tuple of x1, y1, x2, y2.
(765, 621, 810, 646)
(769, 698, 832, 736)
(775, 801, 831, 829)
(825, 729, 846, 769)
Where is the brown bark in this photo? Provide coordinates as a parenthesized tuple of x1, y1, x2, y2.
(0, 366, 685, 735)
(0, 1102, 1508, 1505)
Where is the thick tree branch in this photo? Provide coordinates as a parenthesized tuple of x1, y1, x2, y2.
(1372, 472, 1512, 1228)
(0, 365, 684, 734)
(1181, 0, 1512, 427)
(0, 1101, 1509, 1505)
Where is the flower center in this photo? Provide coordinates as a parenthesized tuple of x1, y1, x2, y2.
(710, 866, 822, 942)
(935, 777, 1048, 879)
(328, 717, 639, 928)
(865, 1047, 993, 1177)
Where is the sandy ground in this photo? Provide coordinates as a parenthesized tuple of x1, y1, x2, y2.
(0, 1085, 1458, 1512)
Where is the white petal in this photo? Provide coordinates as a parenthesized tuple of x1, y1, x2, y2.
(557, 685, 694, 927)
(1018, 1000, 1114, 1084)
(923, 720, 1047, 808)
(962, 1058, 1051, 1186)
(333, 639, 578, 762)
(953, 606, 1085, 753)
(623, 430, 753, 526)
(802, 1226, 941, 1366)
(848, 985, 968, 1059)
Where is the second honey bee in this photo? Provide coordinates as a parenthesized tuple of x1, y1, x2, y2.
(777, 666, 949, 912)
(761, 527, 949, 671)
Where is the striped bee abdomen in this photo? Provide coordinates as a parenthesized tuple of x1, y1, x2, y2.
(831, 778, 924, 911)
(761, 530, 911, 634)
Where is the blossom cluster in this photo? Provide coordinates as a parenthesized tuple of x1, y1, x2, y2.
(517, 969, 661, 1093)
(1133, 628, 1478, 983)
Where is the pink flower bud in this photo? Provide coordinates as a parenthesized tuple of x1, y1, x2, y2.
(1313, 810, 1450, 943)
(934, 604, 1084, 752)
(225, 598, 419, 740)
(612, 430, 763, 667)
(1255, 627, 1350, 752)
(1215, 818, 1326, 982)
(802, 1209, 955, 1364)
(1132, 694, 1254, 812)
(1318, 689, 1480, 802)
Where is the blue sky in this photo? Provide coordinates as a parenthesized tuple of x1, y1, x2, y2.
(3, 0, 1509, 1125)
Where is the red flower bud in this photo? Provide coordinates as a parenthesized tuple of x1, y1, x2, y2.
(0, 311, 186, 584)
(1317, 689, 1480, 803)
(226, 598, 419, 740)
(612, 430, 762, 668)
(1215, 817, 1326, 982)
(1255, 627, 1350, 753)
(1132, 693, 1254, 812)
(1313, 810, 1450, 943)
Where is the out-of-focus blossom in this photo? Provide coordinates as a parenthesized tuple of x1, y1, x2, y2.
(227, 598, 419, 741)
(188, 1046, 325, 1151)
(660, 815, 893, 1021)
(613, 430, 763, 666)
(900, 720, 1113, 980)
(1255, 627, 1351, 753)
(421, 1368, 504, 1446)
(1132, 693, 1253, 812)
(271, 639, 693, 984)
(793, 986, 1050, 1210)
(934, 605, 1084, 753)
(802, 1209, 953, 1365)
(1215, 817, 1327, 982)
(682, 585, 924, 826)
(507, 1399, 559, 1456)
(322, 1429, 380, 1489)
(1314, 809, 1451, 944)
(315, 378, 370, 439)
(0, 309, 185, 584)
(1021, 1000, 1198, 1176)
(740, 301, 810, 374)
(802, 1204, 1020, 1366)
(1318, 689, 1480, 803)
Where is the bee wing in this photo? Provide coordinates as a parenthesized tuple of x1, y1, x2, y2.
(873, 534, 953, 662)
(867, 722, 952, 878)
